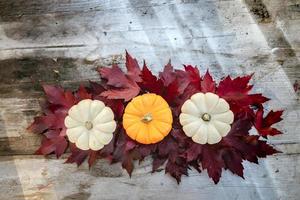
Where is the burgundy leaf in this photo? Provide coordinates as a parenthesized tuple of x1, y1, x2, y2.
(201, 70, 216, 93)
(126, 51, 142, 82)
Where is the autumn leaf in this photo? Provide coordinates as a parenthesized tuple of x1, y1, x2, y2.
(98, 52, 142, 101)
(222, 149, 244, 178)
(184, 65, 201, 86)
(186, 143, 202, 162)
(65, 144, 89, 166)
(152, 156, 167, 172)
(159, 60, 176, 86)
(126, 50, 142, 82)
(122, 154, 134, 177)
(201, 147, 224, 184)
(76, 85, 92, 100)
(139, 62, 164, 94)
(201, 70, 216, 93)
(36, 136, 68, 158)
(43, 85, 75, 107)
(98, 65, 129, 88)
(100, 80, 140, 101)
(165, 159, 188, 184)
(255, 108, 283, 136)
(88, 151, 99, 167)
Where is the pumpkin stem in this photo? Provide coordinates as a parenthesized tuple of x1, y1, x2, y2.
(85, 121, 93, 130)
(201, 113, 211, 122)
(141, 113, 153, 123)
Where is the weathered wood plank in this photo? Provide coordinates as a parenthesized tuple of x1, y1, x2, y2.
(0, 154, 299, 200)
(1, 0, 298, 69)
(0, 0, 299, 199)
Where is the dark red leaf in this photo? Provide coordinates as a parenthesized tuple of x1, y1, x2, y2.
(28, 111, 66, 133)
(43, 85, 76, 108)
(264, 110, 284, 127)
(88, 151, 98, 167)
(247, 94, 270, 105)
(65, 144, 89, 166)
(201, 147, 224, 184)
(139, 62, 164, 94)
(100, 81, 140, 101)
(89, 81, 105, 95)
(186, 143, 202, 162)
(98, 65, 129, 87)
(44, 129, 60, 139)
(165, 160, 188, 184)
(217, 75, 255, 108)
(174, 69, 191, 94)
(152, 157, 167, 172)
(256, 141, 279, 157)
(126, 51, 142, 82)
(36, 136, 68, 158)
(27, 115, 57, 134)
(222, 149, 244, 178)
(125, 140, 137, 151)
(159, 60, 175, 86)
(163, 80, 179, 104)
(122, 154, 134, 177)
(76, 85, 92, 100)
(43, 85, 65, 105)
(201, 70, 216, 93)
(255, 108, 283, 136)
(184, 65, 201, 86)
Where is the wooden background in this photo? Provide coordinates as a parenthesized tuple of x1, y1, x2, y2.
(0, 0, 299, 199)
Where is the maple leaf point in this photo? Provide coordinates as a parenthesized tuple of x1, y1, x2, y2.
(255, 108, 284, 136)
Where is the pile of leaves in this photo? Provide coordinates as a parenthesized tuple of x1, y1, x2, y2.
(28, 52, 283, 184)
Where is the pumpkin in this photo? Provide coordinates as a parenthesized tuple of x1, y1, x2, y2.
(179, 92, 234, 144)
(123, 93, 173, 144)
(64, 99, 116, 151)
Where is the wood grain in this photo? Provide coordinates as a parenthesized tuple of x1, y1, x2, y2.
(0, 0, 299, 199)
(0, 154, 299, 200)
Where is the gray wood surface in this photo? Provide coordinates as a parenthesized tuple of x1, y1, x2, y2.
(0, 0, 299, 199)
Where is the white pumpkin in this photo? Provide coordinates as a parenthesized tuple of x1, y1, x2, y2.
(179, 92, 234, 145)
(64, 99, 116, 151)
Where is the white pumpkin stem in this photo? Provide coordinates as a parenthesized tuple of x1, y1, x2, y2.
(201, 113, 211, 122)
(85, 121, 93, 130)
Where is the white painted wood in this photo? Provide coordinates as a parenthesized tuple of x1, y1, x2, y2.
(0, 154, 299, 200)
(0, 0, 299, 199)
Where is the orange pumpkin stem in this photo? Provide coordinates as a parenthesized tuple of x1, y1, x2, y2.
(141, 113, 153, 123)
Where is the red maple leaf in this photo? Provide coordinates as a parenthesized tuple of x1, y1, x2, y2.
(165, 159, 188, 184)
(43, 85, 76, 108)
(36, 136, 68, 158)
(201, 70, 216, 93)
(100, 81, 140, 101)
(222, 149, 244, 178)
(97, 52, 143, 101)
(126, 50, 142, 82)
(201, 146, 224, 184)
(255, 108, 283, 136)
(184, 65, 201, 86)
(65, 144, 89, 166)
(139, 62, 164, 94)
(217, 75, 269, 106)
(159, 61, 176, 86)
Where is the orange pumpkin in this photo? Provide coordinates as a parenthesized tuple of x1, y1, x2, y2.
(123, 93, 173, 144)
